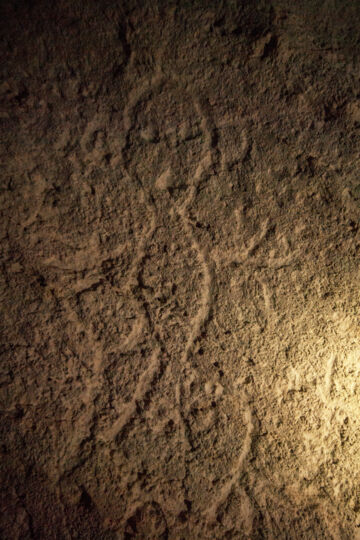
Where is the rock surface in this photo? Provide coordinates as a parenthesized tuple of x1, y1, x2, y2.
(1, 0, 360, 538)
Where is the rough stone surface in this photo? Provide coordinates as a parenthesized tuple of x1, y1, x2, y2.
(1, 1, 360, 538)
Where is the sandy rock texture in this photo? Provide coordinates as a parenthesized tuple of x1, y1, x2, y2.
(1, 0, 360, 538)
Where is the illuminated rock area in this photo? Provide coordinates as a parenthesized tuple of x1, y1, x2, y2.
(0, 1, 359, 538)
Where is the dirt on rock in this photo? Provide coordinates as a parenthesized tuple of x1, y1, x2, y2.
(1, 1, 360, 538)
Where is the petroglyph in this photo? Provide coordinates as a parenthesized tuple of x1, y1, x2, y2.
(2, 2, 360, 538)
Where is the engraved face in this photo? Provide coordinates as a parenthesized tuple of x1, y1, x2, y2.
(124, 80, 206, 201)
